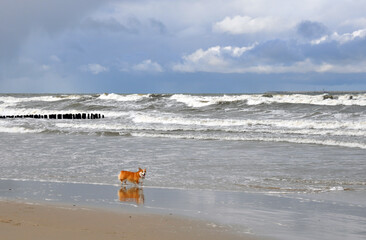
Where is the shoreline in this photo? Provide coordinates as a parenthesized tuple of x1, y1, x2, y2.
(0, 200, 252, 240)
(1, 179, 259, 239)
(1, 179, 366, 240)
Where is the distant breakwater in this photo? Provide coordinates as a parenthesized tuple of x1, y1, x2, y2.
(0, 113, 104, 119)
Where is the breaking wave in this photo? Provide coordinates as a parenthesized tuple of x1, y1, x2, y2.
(1, 92, 366, 149)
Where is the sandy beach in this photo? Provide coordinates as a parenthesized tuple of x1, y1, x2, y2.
(1, 179, 366, 240)
(0, 200, 255, 240)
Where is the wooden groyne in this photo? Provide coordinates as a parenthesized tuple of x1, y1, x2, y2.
(0, 113, 104, 119)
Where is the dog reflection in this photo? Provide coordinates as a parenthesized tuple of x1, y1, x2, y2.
(118, 186, 144, 205)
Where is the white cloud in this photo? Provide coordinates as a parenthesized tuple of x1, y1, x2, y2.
(173, 39, 366, 74)
(311, 28, 366, 45)
(40, 64, 50, 71)
(50, 55, 61, 62)
(173, 44, 257, 73)
(213, 15, 292, 34)
(173, 26, 366, 74)
(132, 59, 163, 72)
(81, 63, 109, 74)
(333, 28, 366, 43)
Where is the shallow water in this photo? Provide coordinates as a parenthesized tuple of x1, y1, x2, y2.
(1, 132, 365, 194)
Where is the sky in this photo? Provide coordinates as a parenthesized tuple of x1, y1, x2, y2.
(1, 0, 366, 93)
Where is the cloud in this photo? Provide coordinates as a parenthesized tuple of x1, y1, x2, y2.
(341, 17, 366, 29)
(149, 19, 167, 35)
(213, 15, 292, 34)
(250, 40, 303, 64)
(297, 21, 329, 40)
(50, 55, 61, 62)
(81, 64, 109, 74)
(2, 0, 366, 93)
(0, 57, 77, 93)
(172, 44, 256, 73)
(173, 27, 366, 74)
(0, 0, 110, 62)
(132, 59, 164, 72)
(311, 28, 366, 45)
(81, 18, 138, 34)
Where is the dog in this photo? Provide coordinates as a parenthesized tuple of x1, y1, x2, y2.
(118, 186, 144, 205)
(118, 168, 146, 185)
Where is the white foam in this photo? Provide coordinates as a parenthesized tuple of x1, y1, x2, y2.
(57, 120, 364, 137)
(54, 114, 366, 138)
(0, 125, 41, 134)
(170, 94, 249, 107)
(170, 93, 366, 107)
(0, 95, 84, 105)
(131, 132, 366, 149)
(330, 186, 345, 191)
(132, 112, 366, 131)
(56, 122, 167, 132)
(98, 93, 147, 102)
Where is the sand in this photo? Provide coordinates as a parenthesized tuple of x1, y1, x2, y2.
(0, 201, 256, 240)
(2, 179, 365, 240)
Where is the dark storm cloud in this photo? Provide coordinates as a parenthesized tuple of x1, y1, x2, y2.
(149, 19, 167, 35)
(81, 18, 140, 34)
(300, 36, 366, 64)
(0, 0, 111, 61)
(174, 26, 366, 74)
(248, 34, 366, 68)
(1, 0, 366, 93)
(296, 20, 329, 39)
(248, 39, 304, 64)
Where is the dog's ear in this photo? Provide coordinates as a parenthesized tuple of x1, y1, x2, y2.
(144, 168, 146, 171)
(139, 167, 142, 171)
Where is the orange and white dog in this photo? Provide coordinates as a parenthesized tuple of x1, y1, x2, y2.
(118, 168, 146, 185)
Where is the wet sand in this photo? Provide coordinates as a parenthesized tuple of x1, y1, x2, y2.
(1, 179, 366, 240)
(0, 201, 254, 240)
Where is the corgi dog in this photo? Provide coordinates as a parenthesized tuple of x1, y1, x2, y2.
(118, 186, 144, 205)
(119, 168, 146, 185)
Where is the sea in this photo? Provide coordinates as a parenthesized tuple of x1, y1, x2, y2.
(1, 92, 366, 239)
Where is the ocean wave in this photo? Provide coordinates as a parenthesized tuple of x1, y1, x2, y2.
(130, 132, 366, 149)
(54, 120, 365, 138)
(132, 112, 366, 130)
(98, 93, 148, 102)
(0, 125, 42, 134)
(2, 93, 366, 108)
(170, 93, 366, 107)
(1, 93, 365, 150)
(0, 95, 85, 105)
